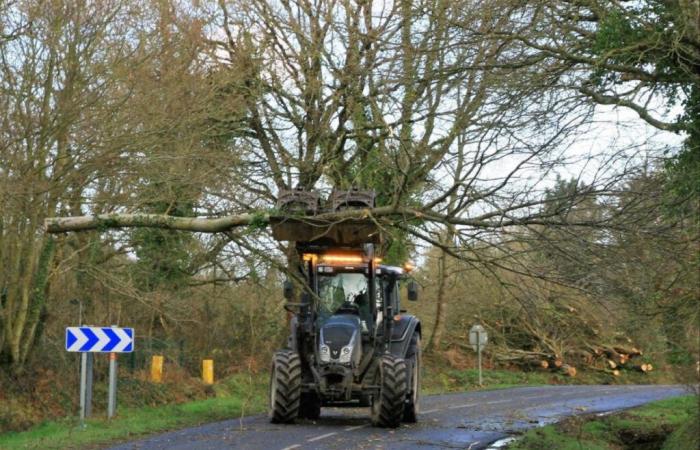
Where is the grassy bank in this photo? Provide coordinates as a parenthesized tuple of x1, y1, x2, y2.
(507, 394, 699, 450)
(0, 373, 268, 450)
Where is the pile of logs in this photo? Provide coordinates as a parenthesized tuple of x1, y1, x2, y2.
(493, 344, 652, 378)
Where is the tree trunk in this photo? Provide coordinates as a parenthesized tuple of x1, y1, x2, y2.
(427, 228, 455, 352)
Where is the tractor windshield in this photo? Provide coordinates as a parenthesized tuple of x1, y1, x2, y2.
(317, 272, 370, 325)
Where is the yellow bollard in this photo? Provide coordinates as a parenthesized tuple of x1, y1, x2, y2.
(202, 359, 214, 385)
(151, 355, 163, 383)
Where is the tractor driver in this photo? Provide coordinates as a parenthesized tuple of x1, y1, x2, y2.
(316, 272, 372, 331)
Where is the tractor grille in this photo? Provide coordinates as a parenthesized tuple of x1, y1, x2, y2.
(322, 325, 354, 359)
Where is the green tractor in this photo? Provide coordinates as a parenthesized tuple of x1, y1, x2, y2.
(269, 189, 421, 428)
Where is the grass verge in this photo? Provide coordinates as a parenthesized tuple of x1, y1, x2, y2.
(0, 373, 268, 450)
(507, 394, 698, 450)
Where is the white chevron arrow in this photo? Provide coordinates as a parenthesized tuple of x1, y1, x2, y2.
(67, 327, 88, 352)
(113, 328, 133, 352)
(94, 328, 110, 351)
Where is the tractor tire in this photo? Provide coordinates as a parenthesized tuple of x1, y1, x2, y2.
(298, 392, 321, 420)
(269, 350, 302, 424)
(403, 334, 421, 423)
(371, 355, 408, 428)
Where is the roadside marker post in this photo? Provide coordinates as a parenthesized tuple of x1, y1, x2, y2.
(203, 359, 214, 385)
(66, 325, 134, 424)
(469, 324, 488, 386)
(151, 355, 164, 383)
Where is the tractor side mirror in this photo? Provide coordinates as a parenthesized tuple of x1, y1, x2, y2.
(407, 280, 419, 301)
(283, 280, 294, 300)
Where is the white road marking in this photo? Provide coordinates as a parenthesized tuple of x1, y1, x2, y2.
(281, 445, 302, 450)
(484, 399, 510, 405)
(308, 432, 338, 442)
(448, 403, 477, 409)
(344, 424, 369, 431)
(421, 408, 440, 414)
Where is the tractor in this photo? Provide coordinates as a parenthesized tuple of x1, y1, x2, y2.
(268, 188, 421, 428)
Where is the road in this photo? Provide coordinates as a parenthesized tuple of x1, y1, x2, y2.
(108, 385, 687, 450)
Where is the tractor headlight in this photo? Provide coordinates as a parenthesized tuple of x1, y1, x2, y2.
(320, 345, 330, 363)
(339, 346, 352, 364)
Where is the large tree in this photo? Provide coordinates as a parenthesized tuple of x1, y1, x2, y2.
(38, 0, 690, 366)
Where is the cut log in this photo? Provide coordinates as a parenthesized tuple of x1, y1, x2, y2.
(566, 350, 594, 365)
(606, 359, 617, 370)
(630, 363, 653, 373)
(613, 346, 642, 357)
(560, 364, 577, 377)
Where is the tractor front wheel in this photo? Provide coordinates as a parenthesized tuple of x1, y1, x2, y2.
(371, 355, 408, 428)
(403, 334, 421, 423)
(269, 350, 302, 423)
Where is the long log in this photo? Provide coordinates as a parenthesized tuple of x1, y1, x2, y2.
(43, 207, 409, 233)
(45, 212, 267, 233)
(43, 207, 626, 234)
(613, 346, 642, 357)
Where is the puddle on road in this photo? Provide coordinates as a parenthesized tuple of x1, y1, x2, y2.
(486, 437, 517, 449)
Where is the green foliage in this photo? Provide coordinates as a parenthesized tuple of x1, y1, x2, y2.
(246, 211, 270, 233)
(662, 405, 700, 450)
(131, 187, 197, 291)
(592, 9, 646, 60)
(665, 86, 700, 212)
(592, 2, 691, 90)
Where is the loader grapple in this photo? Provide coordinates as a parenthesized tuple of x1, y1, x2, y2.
(271, 188, 381, 246)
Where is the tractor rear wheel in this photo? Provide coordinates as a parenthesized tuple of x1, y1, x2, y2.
(298, 392, 321, 420)
(403, 334, 421, 423)
(269, 350, 302, 423)
(371, 355, 408, 428)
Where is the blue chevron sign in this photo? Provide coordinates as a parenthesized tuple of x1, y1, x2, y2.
(65, 326, 134, 353)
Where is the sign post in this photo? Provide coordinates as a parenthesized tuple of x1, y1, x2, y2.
(79, 352, 87, 427)
(66, 326, 134, 423)
(469, 324, 488, 386)
(85, 353, 93, 417)
(108, 352, 118, 419)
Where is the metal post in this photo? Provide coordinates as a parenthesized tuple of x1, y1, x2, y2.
(85, 353, 93, 417)
(477, 331, 483, 386)
(79, 352, 87, 427)
(108, 352, 118, 419)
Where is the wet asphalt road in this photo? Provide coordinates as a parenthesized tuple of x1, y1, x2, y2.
(108, 385, 687, 450)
